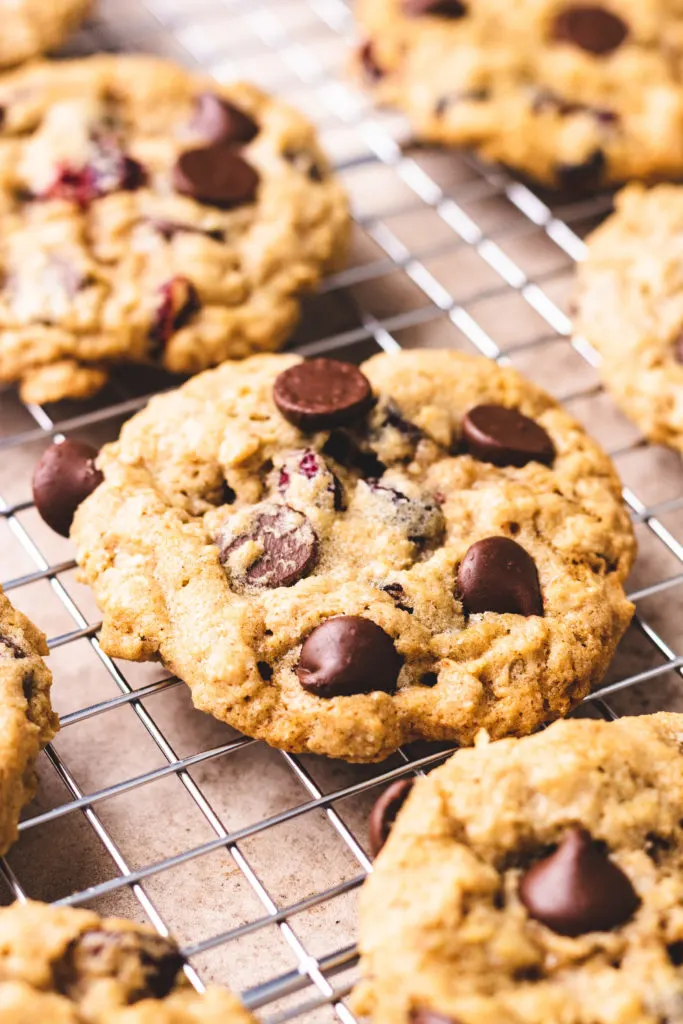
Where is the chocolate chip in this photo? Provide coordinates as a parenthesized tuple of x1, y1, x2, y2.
(462, 404, 555, 468)
(359, 41, 384, 82)
(403, 0, 466, 16)
(190, 92, 259, 145)
(173, 143, 259, 209)
(380, 582, 413, 613)
(382, 400, 425, 444)
(556, 148, 605, 191)
(283, 148, 325, 183)
(217, 502, 318, 590)
(257, 660, 273, 681)
(552, 5, 628, 54)
(0, 633, 26, 659)
(520, 828, 639, 936)
(668, 942, 683, 966)
(365, 480, 444, 544)
(22, 672, 34, 701)
(53, 929, 185, 1003)
(410, 1012, 461, 1024)
(369, 778, 414, 857)
(149, 277, 200, 356)
(323, 431, 386, 478)
(32, 439, 103, 537)
(458, 537, 543, 617)
(276, 449, 345, 511)
(273, 359, 374, 431)
(297, 615, 403, 698)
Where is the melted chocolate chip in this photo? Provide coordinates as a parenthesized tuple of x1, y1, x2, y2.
(0, 633, 26, 659)
(382, 400, 425, 443)
(32, 439, 103, 537)
(556, 148, 605, 191)
(149, 277, 200, 356)
(552, 5, 628, 54)
(520, 828, 639, 936)
(369, 778, 414, 857)
(53, 929, 185, 1003)
(297, 615, 403, 698)
(380, 582, 413, 613)
(173, 143, 259, 209)
(22, 672, 34, 701)
(461, 404, 555, 468)
(403, 0, 467, 15)
(323, 431, 386, 478)
(190, 92, 259, 145)
(273, 359, 374, 431)
(217, 502, 318, 590)
(458, 537, 543, 617)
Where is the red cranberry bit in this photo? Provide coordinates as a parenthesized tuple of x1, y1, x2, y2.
(41, 149, 147, 207)
(149, 277, 200, 356)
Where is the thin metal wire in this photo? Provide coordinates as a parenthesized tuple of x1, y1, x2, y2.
(1, 0, 682, 1020)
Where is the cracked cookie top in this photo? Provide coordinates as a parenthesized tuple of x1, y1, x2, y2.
(355, 713, 683, 1024)
(0, 55, 349, 404)
(0, 900, 254, 1023)
(356, 0, 683, 186)
(0, 586, 58, 855)
(73, 349, 635, 762)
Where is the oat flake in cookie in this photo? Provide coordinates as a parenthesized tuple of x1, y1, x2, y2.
(0, 900, 255, 1023)
(356, 0, 683, 187)
(72, 349, 635, 762)
(0, 55, 349, 404)
(575, 183, 683, 452)
(0, 585, 58, 855)
(355, 713, 683, 1024)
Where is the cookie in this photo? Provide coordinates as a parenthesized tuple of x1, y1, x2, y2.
(355, 712, 683, 1024)
(72, 349, 635, 762)
(0, 0, 90, 69)
(0, 55, 349, 404)
(357, 0, 683, 187)
(0, 586, 58, 855)
(575, 183, 683, 451)
(0, 900, 254, 1023)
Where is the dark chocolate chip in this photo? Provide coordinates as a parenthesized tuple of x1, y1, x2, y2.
(420, 671, 438, 687)
(283, 148, 325, 183)
(382, 400, 425, 443)
(552, 5, 628, 54)
(323, 431, 386, 478)
(276, 449, 345, 511)
(190, 92, 259, 146)
(380, 582, 413, 613)
(520, 828, 639, 936)
(403, 0, 467, 16)
(149, 277, 200, 356)
(273, 359, 374, 431)
(32, 439, 103, 537)
(369, 778, 414, 857)
(458, 536, 543, 617)
(668, 942, 683, 966)
(22, 672, 34, 701)
(410, 1012, 461, 1024)
(0, 633, 26, 659)
(53, 929, 185, 1003)
(297, 615, 403, 698)
(218, 502, 318, 589)
(257, 660, 273, 681)
(173, 143, 259, 209)
(556, 148, 605, 191)
(359, 41, 384, 82)
(462, 404, 555, 468)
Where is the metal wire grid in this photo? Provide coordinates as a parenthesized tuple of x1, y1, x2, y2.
(0, 0, 682, 1019)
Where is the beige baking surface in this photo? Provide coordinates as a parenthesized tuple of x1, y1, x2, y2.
(1, 0, 683, 1021)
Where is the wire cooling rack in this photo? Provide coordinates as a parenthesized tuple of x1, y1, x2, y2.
(2, 0, 683, 1020)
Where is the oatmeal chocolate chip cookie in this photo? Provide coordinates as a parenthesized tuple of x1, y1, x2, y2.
(0, 0, 91, 69)
(0, 55, 349, 404)
(355, 713, 683, 1024)
(0, 586, 58, 855)
(0, 900, 254, 1023)
(575, 183, 683, 452)
(72, 349, 635, 762)
(356, 0, 683, 187)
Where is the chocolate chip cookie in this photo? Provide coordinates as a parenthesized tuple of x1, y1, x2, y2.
(0, 586, 58, 855)
(0, 899, 254, 1022)
(72, 349, 635, 762)
(0, 0, 90, 68)
(575, 183, 683, 451)
(355, 712, 683, 1024)
(0, 55, 349, 404)
(357, 0, 683, 187)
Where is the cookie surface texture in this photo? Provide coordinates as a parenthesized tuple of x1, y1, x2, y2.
(355, 712, 683, 1024)
(0, 0, 91, 68)
(0, 900, 254, 1023)
(575, 183, 683, 451)
(73, 349, 635, 762)
(0, 55, 349, 403)
(0, 586, 58, 855)
(356, 0, 683, 187)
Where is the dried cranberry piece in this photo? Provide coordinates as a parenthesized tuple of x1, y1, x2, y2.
(41, 149, 147, 207)
(149, 277, 200, 356)
(276, 449, 345, 511)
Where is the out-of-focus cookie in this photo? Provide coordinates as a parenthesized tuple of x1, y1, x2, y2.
(0, 0, 91, 68)
(0, 55, 349, 403)
(72, 349, 635, 762)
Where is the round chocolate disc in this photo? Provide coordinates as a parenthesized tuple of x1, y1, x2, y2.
(173, 142, 259, 209)
(273, 359, 374, 431)
(32, 439, 103, 537)
(190, 93, 259, 146)
(462, 404, 555, 468)
(458, 536, 543, 617)
(368, 778, 414, 857)
(297, 615, 403, 698)
(552, 5, 628, 54)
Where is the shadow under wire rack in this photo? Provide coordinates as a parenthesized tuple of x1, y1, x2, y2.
(2, 0, 683, 1020)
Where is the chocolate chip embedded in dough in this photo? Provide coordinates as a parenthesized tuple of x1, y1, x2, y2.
(458, 537, 543, 617)
(173, 143, 259, 209)
(273, 359, 374, 431)
(217, 502, 318, 590)
(190, 92, 259, 145)
(462, 404, 555, 468)
(297, 615, 403, 697)
(552, 5, 628, 55)
(32, 439, 103, 537)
